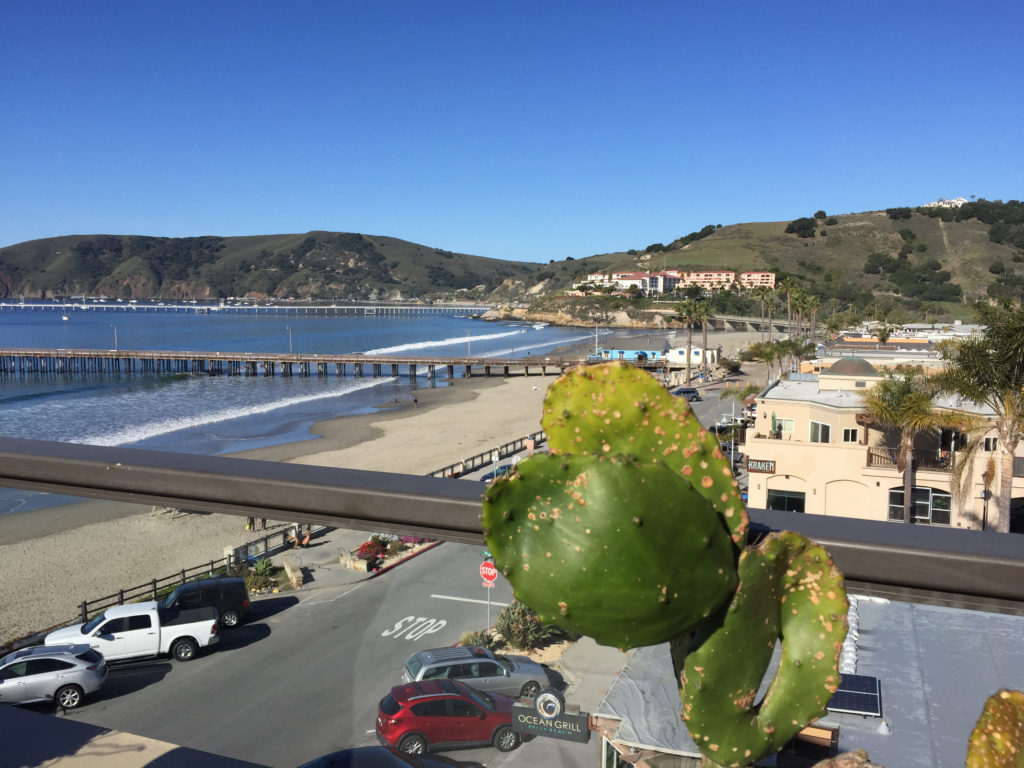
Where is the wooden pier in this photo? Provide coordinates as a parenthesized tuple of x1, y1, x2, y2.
(0, 347, 584, 381)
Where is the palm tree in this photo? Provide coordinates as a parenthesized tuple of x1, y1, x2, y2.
(774, 338, 814, 376)
(778, 277, 799, 337)
(804, 294, 821, 344)
(696, 301, 714, 379)
(676, 299, 700, 385)
(931, 300, 1024, 532)
(825, 313, 845, 339)
(861, 369, 957, 524)
(753, 286, 772, 342)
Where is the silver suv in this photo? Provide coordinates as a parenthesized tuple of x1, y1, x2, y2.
(402, 646, 552, 699)
(0, 644, 107, 709)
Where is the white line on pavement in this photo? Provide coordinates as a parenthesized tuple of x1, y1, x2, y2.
(430, 593, 510, 607)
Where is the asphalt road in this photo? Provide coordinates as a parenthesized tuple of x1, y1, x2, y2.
(61, 543, 525, 767)
(54, 388, 743, 768)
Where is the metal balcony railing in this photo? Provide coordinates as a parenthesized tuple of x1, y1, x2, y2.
(865, 446, 953, 472)
(0, 436, 1021, 615)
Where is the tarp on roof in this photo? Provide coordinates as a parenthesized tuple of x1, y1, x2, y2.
(594, 643, 701, 757)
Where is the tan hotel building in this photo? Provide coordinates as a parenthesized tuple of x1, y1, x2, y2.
(742, 357, 1024, 530)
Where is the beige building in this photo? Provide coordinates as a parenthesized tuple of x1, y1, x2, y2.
(742, 357, 1024, 530)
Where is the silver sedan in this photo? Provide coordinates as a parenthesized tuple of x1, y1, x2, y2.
(0, 643, 107, 709)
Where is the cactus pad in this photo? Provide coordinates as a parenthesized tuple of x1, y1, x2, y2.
(967, 690, 1024, 768)
(677, 531, 849, 767)
(482, 453, 738, 649)
(541, 362, 749, 546)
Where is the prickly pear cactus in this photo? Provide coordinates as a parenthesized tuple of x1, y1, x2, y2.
(481, 362, 848, 768)
(967, 690, 1024, 767)
(541, 362, 749, 547)
(677, 531, 848, 766)
(482, 453, 738, 649)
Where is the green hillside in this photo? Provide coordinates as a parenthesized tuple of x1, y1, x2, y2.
(0, 231, 541, 302)
(537, 203, 1024, 321)
(1, 202, 1020, 319)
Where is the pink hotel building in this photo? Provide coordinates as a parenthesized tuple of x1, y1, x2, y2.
(574, 269, 775, 295)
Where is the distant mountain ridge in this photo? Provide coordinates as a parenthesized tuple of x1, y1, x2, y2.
(1, 202, 1021, 308)
(0, 231, 541, 302)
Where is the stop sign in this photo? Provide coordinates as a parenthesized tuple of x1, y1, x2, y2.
(480, 561, 498, 583)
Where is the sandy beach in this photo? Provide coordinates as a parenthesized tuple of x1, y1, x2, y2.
(0, 328, 762, 647)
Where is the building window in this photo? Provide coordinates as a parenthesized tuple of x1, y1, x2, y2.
(984, 437, 998, 451)
(809, 421, 831, 443)
(887, 487, 951, 525)
(843, 428, 859, 443)
(766, 490, 805, 513)
(855, 381, 867, 388)
(772, 418, 795, 439)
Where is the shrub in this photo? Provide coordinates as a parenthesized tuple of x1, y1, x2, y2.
(387, 540, 407, 556)
(356, 539, 388, 561)
(718, 357, 743, 375)
(460, 630, 499, 650)
(246, 557, 276, 591)
(496, 600, 556, 651)
(400, 535, 433, 545)
(785, 217, 817, 238)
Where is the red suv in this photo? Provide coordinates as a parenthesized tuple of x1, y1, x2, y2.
(376, 679, 521, 755)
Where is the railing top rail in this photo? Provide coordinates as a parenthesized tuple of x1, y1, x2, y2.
(0, 436, 1020, 610)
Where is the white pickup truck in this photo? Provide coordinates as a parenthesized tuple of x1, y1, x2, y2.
(45, 601, 219, 662)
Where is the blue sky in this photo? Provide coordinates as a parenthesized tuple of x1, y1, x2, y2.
(2, 1, 1021, 263)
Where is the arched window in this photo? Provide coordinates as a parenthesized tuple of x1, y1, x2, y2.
(887, 487, 951, 525)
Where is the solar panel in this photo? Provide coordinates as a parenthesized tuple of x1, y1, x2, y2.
(828, 674, 883, 717)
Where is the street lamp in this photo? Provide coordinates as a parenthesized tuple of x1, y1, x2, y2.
(110, 324, 118, 351)
(467, 330, 471, 358)
(286, 326, 293, 354)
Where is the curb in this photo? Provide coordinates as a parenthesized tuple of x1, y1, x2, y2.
(369, 540, 444, 577)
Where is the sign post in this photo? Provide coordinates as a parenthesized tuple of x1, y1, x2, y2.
(481, 560, 498, 626)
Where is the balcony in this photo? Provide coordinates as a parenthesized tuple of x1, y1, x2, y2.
(865, 446, 953, 472)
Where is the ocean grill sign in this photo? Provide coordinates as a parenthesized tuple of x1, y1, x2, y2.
(511, 706, 590, 743)
(511, 698, 590, 744)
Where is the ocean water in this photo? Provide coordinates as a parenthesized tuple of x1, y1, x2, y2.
(0, 307, 599, 516)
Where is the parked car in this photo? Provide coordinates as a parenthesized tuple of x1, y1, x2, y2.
(402, 645, 552, 699)
(160, 577, 251, 627)
(0, 644, 107, 709)
(45, 601, 219, 662)
(298, 745, 461, 767)
(670, 387, 702, 402)
(377, 679, 520, 754)
(480, 464, 514, 484)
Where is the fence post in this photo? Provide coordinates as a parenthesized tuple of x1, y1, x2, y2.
(209, 561, 214, 575)
(181, 569, 186, 583)
(118, 589, 124, 606)
(151, 579, 157, 600)
(81, 601, 87, 623)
